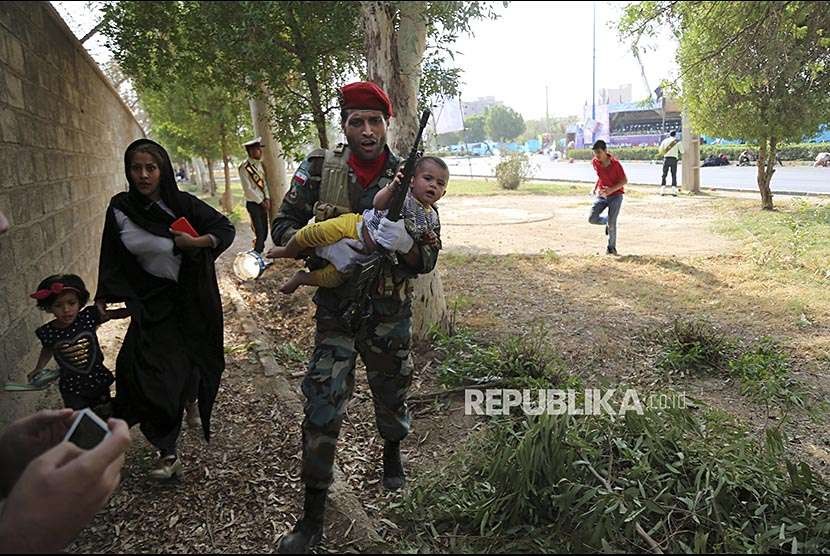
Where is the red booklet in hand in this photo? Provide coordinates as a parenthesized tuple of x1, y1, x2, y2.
(171, 217, 199, 237)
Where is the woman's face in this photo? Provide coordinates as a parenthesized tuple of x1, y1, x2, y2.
(129, 151, 162, 201)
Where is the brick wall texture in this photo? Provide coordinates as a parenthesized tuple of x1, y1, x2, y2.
(0, 2, 144, 426)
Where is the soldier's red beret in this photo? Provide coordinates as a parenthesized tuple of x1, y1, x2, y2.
(339, 81, 394, 118)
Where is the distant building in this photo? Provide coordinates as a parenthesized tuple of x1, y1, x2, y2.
(567, 97, 682, 149)
(598, 84, 632, 105)
(461, 96, 502, 117)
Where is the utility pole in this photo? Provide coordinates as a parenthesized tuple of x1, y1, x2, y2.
(545, 84, 550, 134)
(681, 110, 700, 194)
(591, 1, 597, 144)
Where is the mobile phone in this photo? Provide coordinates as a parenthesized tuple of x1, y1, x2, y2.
(171, 216, 199, 237)
(63, 408, 111, 450)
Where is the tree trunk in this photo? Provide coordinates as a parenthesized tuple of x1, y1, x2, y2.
(362, 1, 427, 152)
(757, 137, 775, 210)
(250, 85, 287, 220)
(220, 133, 233, 213)
(362, 1, 448, 341)
(206, 157, 217, 197)
(192, 157, 206, 192)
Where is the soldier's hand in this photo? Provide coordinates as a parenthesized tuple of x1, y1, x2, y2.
(388, 170, 405, 192)
(420, 231, 439, 247)
(377, 218, 415, 254)
(316, 239, 365, 272)
(262, 199, 271, 211)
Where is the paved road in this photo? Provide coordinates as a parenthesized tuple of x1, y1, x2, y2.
(446, 155, 830, 195)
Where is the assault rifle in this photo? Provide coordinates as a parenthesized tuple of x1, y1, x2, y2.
(342, 109, 432, 331)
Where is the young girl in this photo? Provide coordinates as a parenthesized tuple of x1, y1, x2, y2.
(267, 156, 449, 293)
(29, 274, 129, 417)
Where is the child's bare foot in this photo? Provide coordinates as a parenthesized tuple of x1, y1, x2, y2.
(280, 271, 308, 294)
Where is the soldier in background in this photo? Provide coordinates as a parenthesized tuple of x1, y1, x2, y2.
(270, 81, 441, 553)
(238, 137, 271, 254)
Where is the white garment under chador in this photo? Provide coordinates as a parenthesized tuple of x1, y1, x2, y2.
(113, 201, 182, 282)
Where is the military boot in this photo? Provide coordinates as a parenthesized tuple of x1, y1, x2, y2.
(277, 487, 327, 554)
(383, 440, 405, 490)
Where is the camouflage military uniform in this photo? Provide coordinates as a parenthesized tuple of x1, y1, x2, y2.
(271, 146, 440, 490)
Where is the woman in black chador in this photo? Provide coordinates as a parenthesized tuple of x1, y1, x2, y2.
(95, 139, 235, 480)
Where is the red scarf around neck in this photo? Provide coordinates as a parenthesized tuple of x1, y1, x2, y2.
(347, 150, 388, 188)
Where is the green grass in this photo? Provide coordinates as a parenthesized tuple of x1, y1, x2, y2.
(714, 198, 830, 283)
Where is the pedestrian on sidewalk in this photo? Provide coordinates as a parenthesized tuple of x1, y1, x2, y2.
(589, 140, 626, 256)
(94, 139, 235, 481)
(238, 137, 271, 254)
(658, 130, 683, 196)
(270, 81, 442, 553)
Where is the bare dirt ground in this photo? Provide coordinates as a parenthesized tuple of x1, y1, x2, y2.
(439, 189, 740, 257)
(69, 190, 830, 553)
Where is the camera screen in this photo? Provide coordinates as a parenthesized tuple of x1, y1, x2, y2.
(68, 413, 108, 450)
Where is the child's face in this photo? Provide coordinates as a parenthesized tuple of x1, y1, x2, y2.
(50, 291, 80, 327)
(410, 160, 448, 206)
(129, 151, 162, 201)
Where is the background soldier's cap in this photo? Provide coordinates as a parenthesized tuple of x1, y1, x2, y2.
(244, 137, 263, 148)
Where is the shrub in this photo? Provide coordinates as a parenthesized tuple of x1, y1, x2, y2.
(567, 142, 830, 162)
(430, 325, 564, 389)
(655, 318, 733, 377)
(397, 405, 830, 553)
(495, 152, 534, 189)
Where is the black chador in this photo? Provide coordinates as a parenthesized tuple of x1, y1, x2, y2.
(96, 139, 235, 445)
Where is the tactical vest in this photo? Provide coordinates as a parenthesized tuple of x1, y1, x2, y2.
(313, 143, 393, 221)
(312, 144, 401, 299)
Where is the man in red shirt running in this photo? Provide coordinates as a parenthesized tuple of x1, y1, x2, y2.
(589, 140, 627, 255)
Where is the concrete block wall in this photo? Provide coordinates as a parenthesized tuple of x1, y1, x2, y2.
(0, 2, 144, 426)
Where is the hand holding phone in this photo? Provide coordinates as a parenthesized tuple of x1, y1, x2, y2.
(63, 409, 111, 450)
(171, 216, 198, 238)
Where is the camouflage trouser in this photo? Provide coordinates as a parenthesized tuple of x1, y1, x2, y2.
(301, 317, 414, 490)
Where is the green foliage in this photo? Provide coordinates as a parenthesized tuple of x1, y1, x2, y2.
(494, 152, 534, 190)
(517, 115, 575, 144)
(567, 142, 830, 161)
(727, 338, 807, 413)
(655, 318, 733, 378)
(619, 1, 830, 208)
(396, 405, 830, 553)
(102, 1, 505, 157)
(485, 104, 526, 142)
(139, 80, 250, 163)
(274, 342, 308, 364)
(429, 325, 564, 389)
(464, 113, 487, 143)
(654, 319, 810, 419)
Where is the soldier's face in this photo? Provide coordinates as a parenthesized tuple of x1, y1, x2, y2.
(248, 146, 262, 160)
(342, 110, 387, 161)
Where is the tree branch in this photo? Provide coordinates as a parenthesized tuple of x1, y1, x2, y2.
(80, 20, 105, 44)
